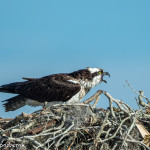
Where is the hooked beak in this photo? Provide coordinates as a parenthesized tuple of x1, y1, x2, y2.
(101, 72, 110, 83)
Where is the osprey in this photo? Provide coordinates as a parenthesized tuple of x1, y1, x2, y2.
(0, 67, 110, 112)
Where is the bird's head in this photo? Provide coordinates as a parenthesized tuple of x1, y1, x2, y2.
(86, 67, 110, 84)
(69, 67, 110, 88)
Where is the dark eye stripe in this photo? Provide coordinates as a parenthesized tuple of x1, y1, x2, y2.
(92, 72, 98, 78)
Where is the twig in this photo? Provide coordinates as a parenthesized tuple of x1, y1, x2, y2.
(92, 96, 100, 108)
(83, 90, 102, 104)
(101, 116, 131, 142)
(103, 91, 130, 116)
(135, 97, 141, 109)
(55, 133, 69, 148)
(125, 80, 149, 102)
(0, 118, 14, 122)
(121, 116, 136, 148)
(43, 122, 74, 146)
(95, 109, 110, 145)
(27, 119, 56, 134)
(138, 91, 149, 107)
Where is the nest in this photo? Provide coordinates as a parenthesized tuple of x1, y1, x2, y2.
(0, 81, 150, 150)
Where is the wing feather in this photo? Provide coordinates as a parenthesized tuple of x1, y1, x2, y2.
(16, 74, 81, 102)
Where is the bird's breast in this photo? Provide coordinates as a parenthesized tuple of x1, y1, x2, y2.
(79, 87, 86, 100)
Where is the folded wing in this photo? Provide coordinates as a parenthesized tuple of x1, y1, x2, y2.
(16, 74, 81, 102)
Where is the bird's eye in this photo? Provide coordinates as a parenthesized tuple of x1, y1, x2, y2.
(98, 71, 102, 74)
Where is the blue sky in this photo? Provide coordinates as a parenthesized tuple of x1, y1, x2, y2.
(0, 0, 150, 118)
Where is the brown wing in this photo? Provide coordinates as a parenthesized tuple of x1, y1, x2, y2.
(16, 74, 81, 102)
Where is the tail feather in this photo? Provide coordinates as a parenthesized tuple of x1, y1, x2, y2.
(0, 82, 22, 94)
(2, 95, 27, 112)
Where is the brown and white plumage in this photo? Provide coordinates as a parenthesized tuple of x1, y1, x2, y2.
(0, 67, 110, 112)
